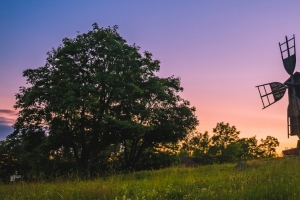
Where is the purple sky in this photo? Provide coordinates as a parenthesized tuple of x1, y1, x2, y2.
(1, 1, 300, 153)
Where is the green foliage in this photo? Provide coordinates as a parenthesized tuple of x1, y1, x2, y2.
(4, 23, 198, 175)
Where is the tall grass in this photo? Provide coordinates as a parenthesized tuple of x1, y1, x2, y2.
(1, 157, 300, 199)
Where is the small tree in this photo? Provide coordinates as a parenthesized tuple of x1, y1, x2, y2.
(238, 136, 258, 160)
(258, 136, 279, 158)
(209, 122, 240, 161)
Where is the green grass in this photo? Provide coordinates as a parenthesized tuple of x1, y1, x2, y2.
(1, 157, 300, 199)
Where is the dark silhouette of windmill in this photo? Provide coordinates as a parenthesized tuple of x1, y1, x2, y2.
(256, 35, 300, 154)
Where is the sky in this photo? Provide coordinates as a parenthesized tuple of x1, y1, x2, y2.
(1, 1, 300, 154)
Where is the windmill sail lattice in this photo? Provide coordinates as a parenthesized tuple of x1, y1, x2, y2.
(256, 82, 286, 109)
(280, 35, 296, 75)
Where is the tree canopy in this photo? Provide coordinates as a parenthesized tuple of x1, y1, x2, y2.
(8, 23, 198, 174)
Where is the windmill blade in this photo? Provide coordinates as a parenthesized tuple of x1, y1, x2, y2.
(283, 54, 296, 75)
(288, 94, 300, 137)
(279, 35, 296, 75)
(256, 82, 287, 109)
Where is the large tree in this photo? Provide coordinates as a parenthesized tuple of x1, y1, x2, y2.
(10, 23, 198, 173)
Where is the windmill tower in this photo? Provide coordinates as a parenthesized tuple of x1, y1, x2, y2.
(256, 35, 300, 155)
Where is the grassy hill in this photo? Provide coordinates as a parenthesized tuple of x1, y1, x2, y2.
(1, 157, 300, 199)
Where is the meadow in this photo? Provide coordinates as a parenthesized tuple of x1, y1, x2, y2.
(1, 157, 300, 200)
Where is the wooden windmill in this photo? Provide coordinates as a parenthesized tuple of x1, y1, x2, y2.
(256, 35, 300, 155)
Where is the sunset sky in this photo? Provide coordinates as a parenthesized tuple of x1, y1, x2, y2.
(1, 1, 300, 154)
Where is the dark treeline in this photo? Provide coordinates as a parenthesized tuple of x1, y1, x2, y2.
(180, 122, 279, 164)
(0, 121, 279, 181)
(0, 24, 279, 182)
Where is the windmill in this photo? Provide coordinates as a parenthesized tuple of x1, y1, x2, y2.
(256, 35, 300, 154)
